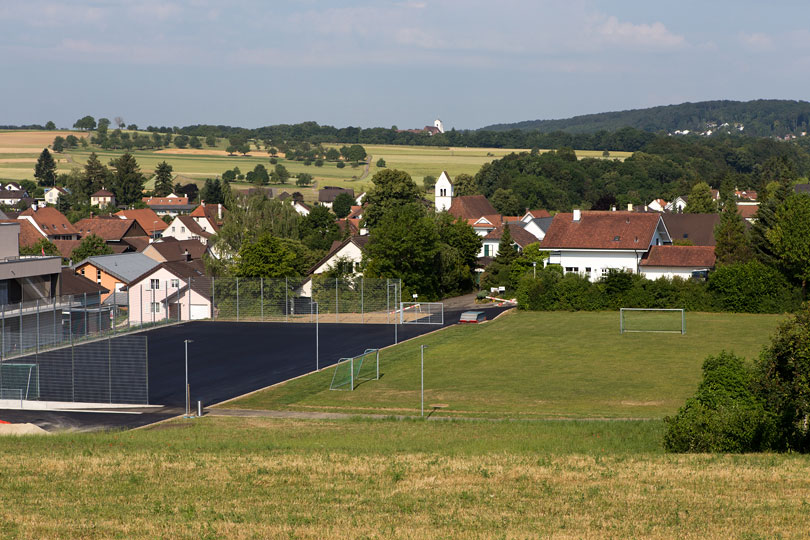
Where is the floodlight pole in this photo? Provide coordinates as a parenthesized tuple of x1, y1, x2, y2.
(184, 339, 193, 417)
(421, 345, 426, 417)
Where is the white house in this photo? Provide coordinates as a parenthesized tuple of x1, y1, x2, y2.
(648, 198, 668, 212)
(44, 187, 68, 205)
(127, 259, 211, 324)
(299, 236, 369, 297)
(434, 171, 453, 212)
(520, 217, 554, 242)
(666, 197, 688, 213)
(292, 200, 311, 216)
(91, 189, 115, 209)
(480, 223, 539, 258)
(540, 210, 671, 282)
(163, 215, 212, 245)
(639, 245, 715, 280)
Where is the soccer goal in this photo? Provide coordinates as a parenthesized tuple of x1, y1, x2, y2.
(399, 302, 444, 325)
(329, 348, 380, 391)
(0, 362, 40, 400)
(620, 308, 685, 334)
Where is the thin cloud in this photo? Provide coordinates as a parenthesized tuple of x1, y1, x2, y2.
(593, 15, 685, 49)
(739, 32, 773, 51)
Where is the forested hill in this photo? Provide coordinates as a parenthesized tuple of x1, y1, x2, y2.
(481, 100, 810, 138)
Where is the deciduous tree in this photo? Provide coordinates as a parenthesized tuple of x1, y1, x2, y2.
(685, 182, 717, 213)
(70, 234, 113, 261)
(767, 193, 810, 298)
(332, 192, 355, 218)
(363, 169, 422, 229)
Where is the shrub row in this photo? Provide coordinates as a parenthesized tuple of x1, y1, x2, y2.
(515, 261, 801, 314)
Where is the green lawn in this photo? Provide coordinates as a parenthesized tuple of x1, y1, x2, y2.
(1, 416, 809, 539)
(228, 310, 784, 419)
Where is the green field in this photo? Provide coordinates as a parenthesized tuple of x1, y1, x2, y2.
(227, 310, 784, 419)
(1, 416, 809, 538)
(0, 131, 632, 203)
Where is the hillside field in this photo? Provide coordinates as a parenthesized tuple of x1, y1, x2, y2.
(226, 310, 783, 419)
(0, 310, 807, 538)
(0, 131, 631, 203)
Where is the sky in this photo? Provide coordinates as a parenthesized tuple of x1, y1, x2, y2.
(2, 0, 809, 130)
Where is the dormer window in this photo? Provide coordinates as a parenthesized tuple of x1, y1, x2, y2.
(613, 235, 620, 241)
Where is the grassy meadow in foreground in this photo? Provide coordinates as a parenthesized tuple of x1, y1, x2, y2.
(0, 416, 808, 539)
(228, 310, 784, 419)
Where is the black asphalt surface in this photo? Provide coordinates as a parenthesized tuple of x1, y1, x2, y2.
(0, 306, 510, 431)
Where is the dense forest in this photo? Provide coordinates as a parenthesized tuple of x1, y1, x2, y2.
(473, 134, 809, 213)
(482, 100, 810, 137)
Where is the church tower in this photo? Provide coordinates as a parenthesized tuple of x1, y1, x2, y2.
(434, 171, 453, 212)
(434, 118, 445, 134)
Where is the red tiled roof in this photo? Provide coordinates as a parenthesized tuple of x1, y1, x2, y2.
(15, 219, 46, 247)
(540, 211, 662, 250)
(484, 223, 539, 247)
(74, 218, 139, 241)
(123, 236, 151, 252)
(92, 189, 114, 197)
(19, 207, 78, 236)
(737, 204, 759, 219)
(145, 239, 207, 262)
(448, 195, 497, 220)
(641, 246, 716, 267)
(661, 213, 720, 246)
(52, 239, 82, 258)
(525, 209, 551, 219)
(177, 215, 212, 238)
(190, 203, 225, 230)
(115, 209, 168, 234)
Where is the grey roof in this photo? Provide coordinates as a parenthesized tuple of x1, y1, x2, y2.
(102, 291, 129, 306)
(75, 253, 161, 284)
(524, 217, 554, 233)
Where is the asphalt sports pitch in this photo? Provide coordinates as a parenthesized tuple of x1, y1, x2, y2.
(0, 305, 510, 431)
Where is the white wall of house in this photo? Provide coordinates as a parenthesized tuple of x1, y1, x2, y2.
(640, 266, 708, 280)
(522, 221, 546, 241)
(434, 172, 453, 212)
(163, 217, 208, 245)
(546, 250, 647, 282)
(292, 201, 310, 216)
(44, 188, 64, 205)
(300, 242, 364, 296)
(128, 269, 210, 325)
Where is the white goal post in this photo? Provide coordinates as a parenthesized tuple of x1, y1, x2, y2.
(399, 302, 444, 325)
(620, 308, 685, 335)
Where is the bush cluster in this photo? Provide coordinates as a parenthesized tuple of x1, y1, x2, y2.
(515, 262, 800, 314)
(665, 309, 810, 453)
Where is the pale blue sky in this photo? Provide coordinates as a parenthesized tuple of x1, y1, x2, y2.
(1, 1, 808, 130)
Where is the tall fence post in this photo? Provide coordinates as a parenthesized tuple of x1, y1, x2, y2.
(335, 277, 338, 323)
(97, 292, 102, 335)
(36, 299, 39, 354)
(386, 279, 390, 324)
(2, 303, 5, 360)
(164, 281, 168, 326)
(211, 276, 215, 320)
(113, 291, 116, 335)
(260, 277, 264, 321)
(83, 293, 87, 338)
(53, 298, 57, 346)
(285, 277, 289, 322)
(108, 333, 112, 403)
(187, 277, 191, 321)
(236, 277, 240, 322)
(361, 277, 364, 324)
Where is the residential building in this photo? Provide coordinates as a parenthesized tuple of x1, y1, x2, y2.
(90, 189, 115, 209)
(520, 216, 554, 242)
(44, 187, 68, 205)
(480, 223, 539, 258)
(0, 189, 30, 207)
(73, 217, 149, 253)
(142, 238, 208, 263)
(661, 213, 720, 246)
(639, 246, 716, 280)
(540, 210, 671, 282)
(189, 203, 225, 234)
(127, 259, 211, 324)
(73, 253, 160, 302)
(318, 187, 355, 209)
(300, 236, 369, 297)
(292, 200, 311, 216)
(18, 206, 80, 241)
(448, 195, 498, 221)
(142, 194, 195, 217)
(163, 215, 212, 244)
(0, 221, 62, 304)
(114, 208, 168, 239)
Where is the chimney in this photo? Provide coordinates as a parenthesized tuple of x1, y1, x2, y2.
(627, 203, 633, 212)
(572, 209, 581, 222)
(611, 205, 616, 212)
(184, 249, 191, 262)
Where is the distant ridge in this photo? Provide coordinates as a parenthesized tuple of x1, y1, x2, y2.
(480, 99, 810, 138)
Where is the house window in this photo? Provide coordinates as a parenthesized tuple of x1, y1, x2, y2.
(601, 268, 610, 276)
(484, 245, 490, 257)
(181, 227, 186, 233)
(150, 302, 161, 313)
(172, 226, 175, 232)
(613, 236, 620, 241)
(150, 279, 160, 290)
(171, 279, 180, 288)
(585, 267, 592, 274)
(80, 268, 85, 276)
(565, 267, 579, 273)
(96, 269, 101, 283)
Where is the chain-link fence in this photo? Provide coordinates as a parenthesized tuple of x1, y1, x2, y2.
(208, 276, 402, 324)
(0, 334, 148, 405)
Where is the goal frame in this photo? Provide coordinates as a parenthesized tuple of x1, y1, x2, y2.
(399, 302, 444, 325)
(620, 308, 685, 335)
(329, 348, 380, 391)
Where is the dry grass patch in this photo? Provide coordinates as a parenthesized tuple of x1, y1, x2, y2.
(0, 130, 87, 148)
(0, 416, 807, 539)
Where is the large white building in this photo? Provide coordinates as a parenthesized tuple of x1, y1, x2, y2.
(540, 210, 672, 282)
(434, 171, 453, 212)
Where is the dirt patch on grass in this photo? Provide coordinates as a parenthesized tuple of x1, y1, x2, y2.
(0, 131, 88, 148)
(154, 148, 238, 156)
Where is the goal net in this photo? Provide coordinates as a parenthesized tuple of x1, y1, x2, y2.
(0, 362, 40, 400)
(399, 302, 444, 324)
(620, 308, 685, 334)
(329, 349, 380, 391)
